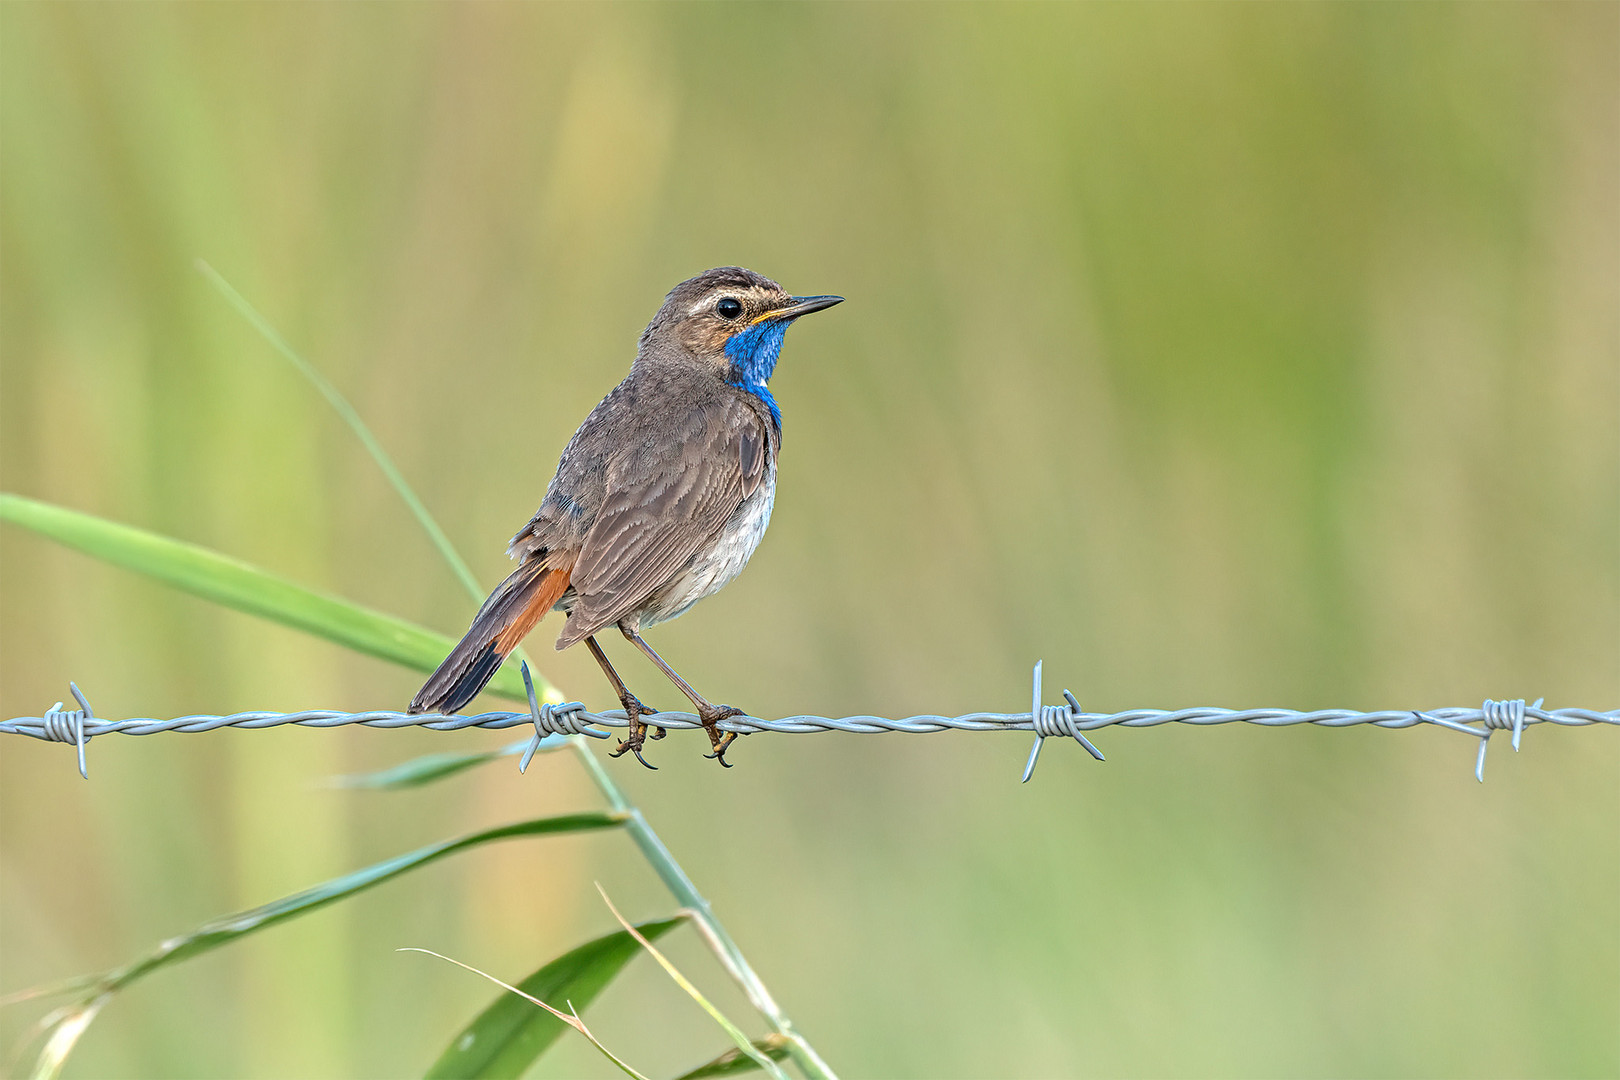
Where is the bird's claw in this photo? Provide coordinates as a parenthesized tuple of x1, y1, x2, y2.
(702, 733, 740, 768)
(608, 696, 661, 769)
(610, 726, 659, 770)
(699, 705, 747, 768)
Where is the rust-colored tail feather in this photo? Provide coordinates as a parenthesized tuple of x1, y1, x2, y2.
(409, 559, 572, 715)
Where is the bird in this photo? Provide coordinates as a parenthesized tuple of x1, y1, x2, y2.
(408, 267, 842, 767)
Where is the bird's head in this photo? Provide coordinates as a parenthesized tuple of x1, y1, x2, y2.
(639, 267, 842, 399)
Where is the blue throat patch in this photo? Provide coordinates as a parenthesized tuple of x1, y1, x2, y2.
(723, 319, 789, 428)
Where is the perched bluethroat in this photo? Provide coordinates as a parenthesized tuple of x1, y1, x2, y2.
(409, 267, 842, 767)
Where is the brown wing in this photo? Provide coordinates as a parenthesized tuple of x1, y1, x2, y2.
(556, 397, 769, 647)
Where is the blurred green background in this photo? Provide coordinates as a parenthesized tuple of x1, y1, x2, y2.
(2, 4, 1616, 1077)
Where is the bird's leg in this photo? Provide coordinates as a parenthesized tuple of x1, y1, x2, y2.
(585, 635, 662, 769)
(619, 624, 747, 767)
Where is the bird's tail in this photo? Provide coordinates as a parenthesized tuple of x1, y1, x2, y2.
(408, 557, 572, 715)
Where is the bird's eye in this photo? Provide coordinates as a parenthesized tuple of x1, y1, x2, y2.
(716, 298, 743, 320)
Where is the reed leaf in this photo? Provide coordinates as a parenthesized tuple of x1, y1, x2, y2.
(0, 492, 556, 705)
(423, 917, 685, 1080)
(330, 740, 534, 789)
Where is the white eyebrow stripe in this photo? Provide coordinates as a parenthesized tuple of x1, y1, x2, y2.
(689, 289, 760, 318)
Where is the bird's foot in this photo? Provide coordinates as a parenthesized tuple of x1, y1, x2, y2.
(698, 705, 748, 768)
(608, 695, 661, 770)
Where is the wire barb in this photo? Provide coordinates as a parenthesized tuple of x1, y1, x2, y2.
(517, 661, 609, 773)
(1022, 661, 1105, 782)
(5, 675, 1614, 784)
(1471, 697, 1541, 782)
(39, 683, 94, 779)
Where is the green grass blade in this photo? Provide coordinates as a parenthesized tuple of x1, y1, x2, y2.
(330, 741, 525, 789)
(330, 736, 576, 790)
(196, 260, 486, 607)
(100, 813, 624, 995)
(408, 950, 651, 1080)
(20, 813, 625, 1078)
(0, 493, 559, 705)
(671, 1035, 794, 1080)
(423, 917, 686, 1080)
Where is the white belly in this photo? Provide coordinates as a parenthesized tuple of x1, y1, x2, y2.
(642, 461, 776, 626)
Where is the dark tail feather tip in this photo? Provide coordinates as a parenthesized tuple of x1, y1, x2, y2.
(412, 641, 504, 716)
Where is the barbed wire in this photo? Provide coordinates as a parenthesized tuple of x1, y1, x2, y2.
(4, 663, 1614, 784)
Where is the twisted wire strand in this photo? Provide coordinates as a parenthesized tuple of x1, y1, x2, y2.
(3, 665, 1613, 782)
(5, 705, 1615, 738)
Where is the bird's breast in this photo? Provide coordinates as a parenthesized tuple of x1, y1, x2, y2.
(640, 460, 777, 627)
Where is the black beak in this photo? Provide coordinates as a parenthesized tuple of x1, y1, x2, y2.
(769, 294, 844, 322)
